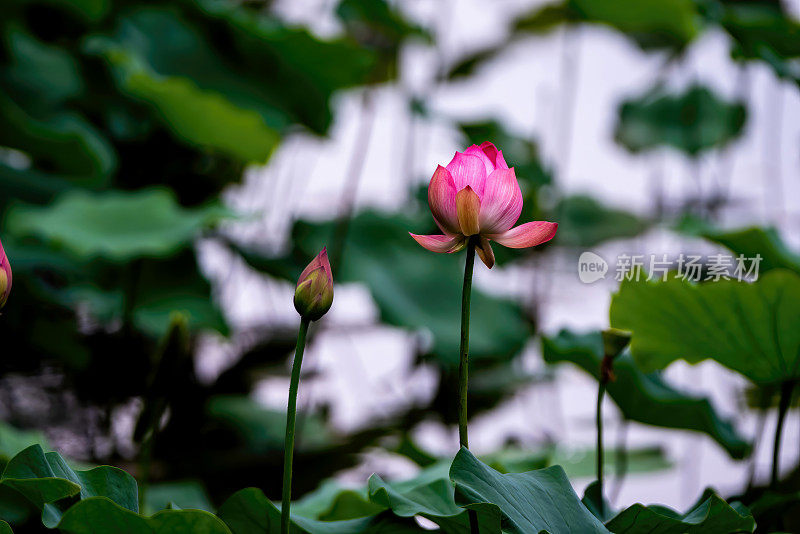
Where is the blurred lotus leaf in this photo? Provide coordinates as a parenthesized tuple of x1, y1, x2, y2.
(0, 423, 49, 467)
(143, 481, 214, 514)
(515, 0, 701, 50)
(611, 270, 800, 384)
(445, 44, 509, 80)
(0, 93, 115, 196)
(606, 489, 754, 533)
(336, 0, 429, 76)
(85, 8, 283, 163)
(482, 445, 671, 479)
(1, 27, 83, 109)
(615, 84, 746, 156)
(458, 120, 553, 197)
(7, 189, 227, 262)
(678, 220, 800, 275)
(709, 1, 800, 80)
(553, 195, 650, 248)
(542, 330, 750, 458)
(206, 395, 333, 453)
(291, 481, 382, 521)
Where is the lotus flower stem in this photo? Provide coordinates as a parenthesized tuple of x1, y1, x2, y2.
(458, 236, 480, 534)
(596, 329, 628, 513)
(282, 317, 310, 534)
(746, 406, 768, 490)
(595, 381, 606, 513)
(458, 236, 477, 448)
(771, 380, 795, 488)
(409, 142, 557, 534)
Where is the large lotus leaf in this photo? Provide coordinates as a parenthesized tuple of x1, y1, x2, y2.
(514, 0, 700, 50)
(84, 8, 282, 162)
(57, 497, 230, 534)
(196, 0, 380, 117)
(368, 474, 501, 533)
(542, 330, 750, 458)
(606, 492, 755, 533)
(0, 27, 110, 185)
(615, 84, 746, 156)
(335, 0, 429, 52)
(449, 448, 608, 534)
(217, 488, 419, 534)
(610, 270, 800, 384)
(236, 211, 532, 369)
(7, 189, 226, 262)
(553, 195, 650, 248)
(0, 521, 9, 534)
(86, 5, 377, 154)
(482, 446, 670, 479)
(719, 3, 800, 80)
(679, 221, 800, 275)
(0, 445, 138, 527)
(291, 481, 381, 521)
(720, 2, 800, 62)
(572, 0, 699, 48)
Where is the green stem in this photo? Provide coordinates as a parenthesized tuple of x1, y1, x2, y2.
(771, 380, 794, 489)
(281, 317, 310, 534)
(458, 237, 479, 534)
(596, 382, 606, 516)
(458, 238, 477, 448)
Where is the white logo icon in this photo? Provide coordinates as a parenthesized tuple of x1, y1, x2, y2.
(578, 252, 608, 284)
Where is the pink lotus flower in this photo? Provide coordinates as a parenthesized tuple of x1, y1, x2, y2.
(409, 142, 558, 268)
(0, 238, 10, 309)
(294, 247, 334, 321)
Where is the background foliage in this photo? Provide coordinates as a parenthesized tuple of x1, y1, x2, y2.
(1, 0, 800, 532)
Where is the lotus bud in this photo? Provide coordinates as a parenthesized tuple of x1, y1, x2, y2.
(293, 247, 334, 321)
(600, 328, 631, 383)
(0, 238, 11, 310)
